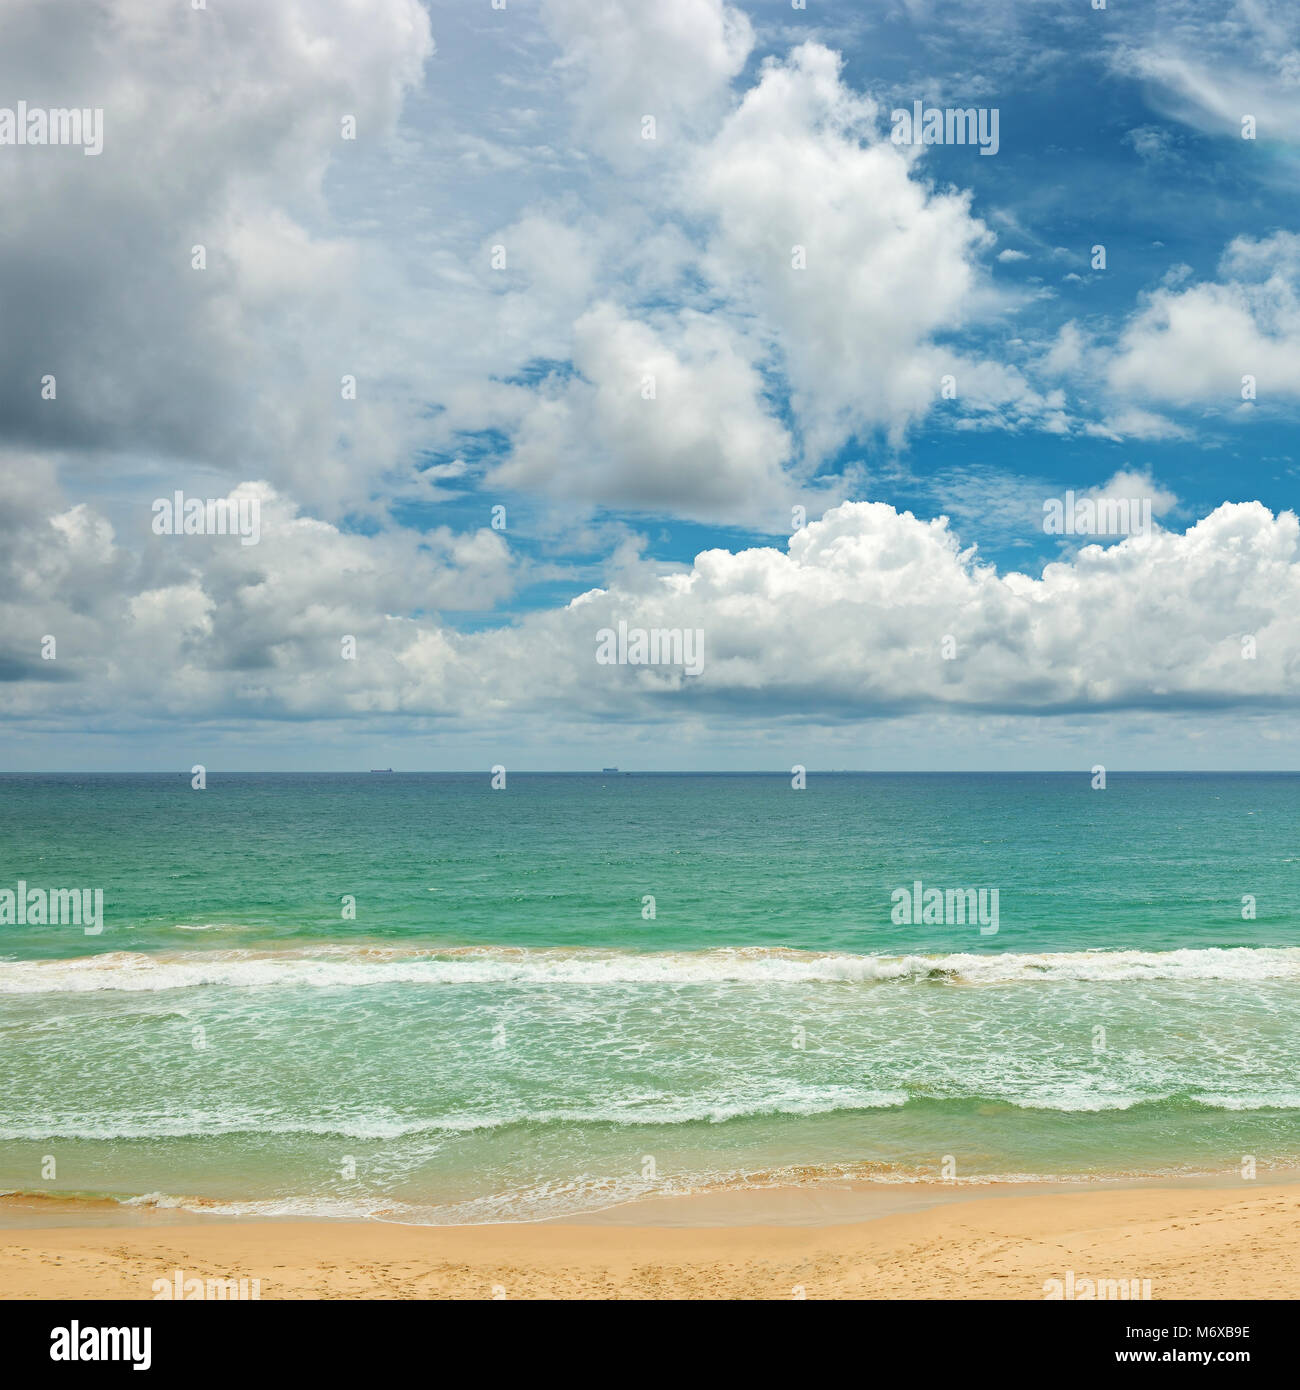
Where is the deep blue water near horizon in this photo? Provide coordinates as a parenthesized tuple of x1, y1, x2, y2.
(0, 771, 1298, 1222)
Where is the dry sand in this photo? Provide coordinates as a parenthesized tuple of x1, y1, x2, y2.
(2, 1181, 1297, 1300)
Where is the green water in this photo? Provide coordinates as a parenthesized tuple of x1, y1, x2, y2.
(0, 772, 1297, 1221)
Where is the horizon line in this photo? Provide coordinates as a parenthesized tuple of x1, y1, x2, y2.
(4, 769, 1300, 777)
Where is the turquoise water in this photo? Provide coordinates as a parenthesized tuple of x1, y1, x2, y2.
(1, 772, 1298, 1221)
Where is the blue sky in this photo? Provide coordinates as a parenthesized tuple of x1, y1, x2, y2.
(378, 0, 1298, 575)
(2, 0, 1300, 769)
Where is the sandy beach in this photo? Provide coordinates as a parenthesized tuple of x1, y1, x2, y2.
(2, 1180, 1297, 1300)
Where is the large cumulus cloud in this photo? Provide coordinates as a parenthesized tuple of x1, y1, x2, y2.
(5, 476, 1298, 727)
(0, 0, 433, 512)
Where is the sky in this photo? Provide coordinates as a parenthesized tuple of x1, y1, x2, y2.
(2, 0, 1299, 771)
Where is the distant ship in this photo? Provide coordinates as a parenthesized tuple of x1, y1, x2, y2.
(602, 767, 619, 773)
(370, 768, 394, 773)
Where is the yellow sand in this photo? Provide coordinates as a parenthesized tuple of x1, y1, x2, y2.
(2, 1182, 1297, 1299)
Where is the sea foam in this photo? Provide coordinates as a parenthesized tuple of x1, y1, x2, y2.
(0, 944, 1298, 993)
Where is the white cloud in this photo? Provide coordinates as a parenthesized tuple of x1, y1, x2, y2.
(1105, 233, 1300, 406)
(461, 36, 1066, 518)
(1083, 408, 1189, 442)
(1124, 125, 1178, 162)
(489, 302, 795, 523)
(496, 498, 1300, 719)
(0, 0, 434, 513)
(682, 42, 1023, 453)
(1110, 1, 1300, 147)
(7, 476, 1298, 728)
(1037, 235, 1300, 428)
(541, 0, 754, 165)
(1069, 469, 1180, 534)
(0, 463, 516, 720)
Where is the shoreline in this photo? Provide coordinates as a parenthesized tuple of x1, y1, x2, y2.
(3, 1165, 1292, 1230)
(3, 1177, 1298, 1299)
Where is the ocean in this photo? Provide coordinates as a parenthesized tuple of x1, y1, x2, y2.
(1, 771, 1298, 1223)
